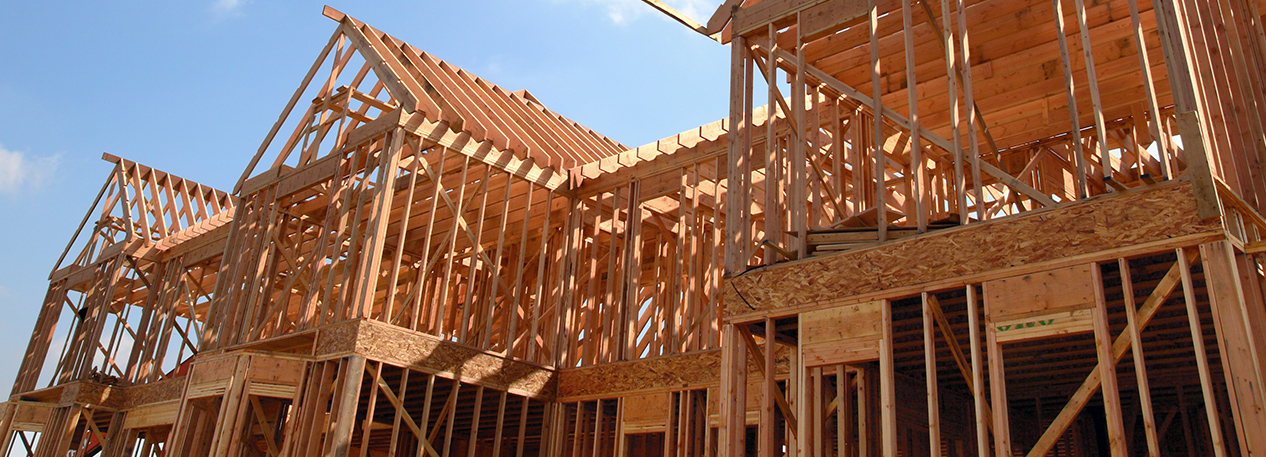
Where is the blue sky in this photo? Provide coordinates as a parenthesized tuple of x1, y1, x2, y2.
(0, 0, 727, 395)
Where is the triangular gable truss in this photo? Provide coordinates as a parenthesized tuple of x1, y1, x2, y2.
(50, 154, 235, 280)
(236, 7, 628, 194)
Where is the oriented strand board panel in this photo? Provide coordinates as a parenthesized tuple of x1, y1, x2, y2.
(558, 345, 794, 401)
(125, 377, 186, 408)
(59, 381, 126, 410)
(312, 319, 360, 356)
(317, 319, 556, 401)
(724, 182, 1221, 319)
(557, 350, 722, 401)
(801, 301, 882, 366)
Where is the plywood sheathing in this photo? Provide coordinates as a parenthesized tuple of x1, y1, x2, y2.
(724, 181, 1224, 319)
(123, 377, 187, 409)
(558, 350, 724, 402)
(316, 319, 557, 401)
(57, 382, 126, 411)
(557, 344, 792, 401)
(312, 319, 360, 356)
(4, 402, 53, 432)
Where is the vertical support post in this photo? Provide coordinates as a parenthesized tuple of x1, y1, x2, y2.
(922, 293, 942, 457)
(1125, 0, 1170, 180)
(939, 0, 967, 222)
(1091, 264, 1128, 457)
(956, 0, 985, 222)
(838, 364, 852, 457)
(1119, 258, 1161, 457)
(870, 0, 888, 241)
(765, 24, 781, 266)
(615, 398, 627, 457)
(1177, 248, 1229, 457)
(1152, 0, 1222, 218)
(983, 290, 1011, 457)
(212, 355, 252, 456)
(720, 323, 748, 456)
(49, 406, 84, 457)
(903, 0, 926, 233)
(857, 365, 871, 457)
(967, 285, 989, 457)
(1051, 0, 1091, 198)
(761, 320, 777, 457)
(727, 36, 751, 275)
(353, 129, 404, 318)
(327, 356, 366, 457)
(793, 18, 809, 259)
(1201, 241, 1266, 456)
(1072, 0, 1114, 183)
(880, 298, 897, 457)
(794, 328, 805, 456)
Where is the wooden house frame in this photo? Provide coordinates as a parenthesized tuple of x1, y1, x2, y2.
(3, 0, 1266, 455)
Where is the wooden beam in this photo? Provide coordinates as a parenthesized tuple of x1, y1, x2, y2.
(402, 114, 569, 192)
(705, 0, 743, 34)
(335, 22, 422, 115)
(640, 0, 710, 36)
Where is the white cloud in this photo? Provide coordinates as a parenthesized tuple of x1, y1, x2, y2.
(212, 0, 244, 15)
(0, 144, 60, 196)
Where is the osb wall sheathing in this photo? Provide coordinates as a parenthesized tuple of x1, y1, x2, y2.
(312, 319, 360, 356)
(124, 377, 186, 409)
(557, 344, 793, 401)
(317, 319, 557, 401)
(558, 350, 723, 401)
(58, 381, 126, 410)
(724, 181, 1223, 320)
(9, 402, 53, 430)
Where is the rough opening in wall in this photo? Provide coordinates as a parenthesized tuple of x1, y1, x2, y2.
(123, 425, 173, 457)
(307, 359, 555, 457)
(554, 388, 714, 457)
(8, 431, 41, 457)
